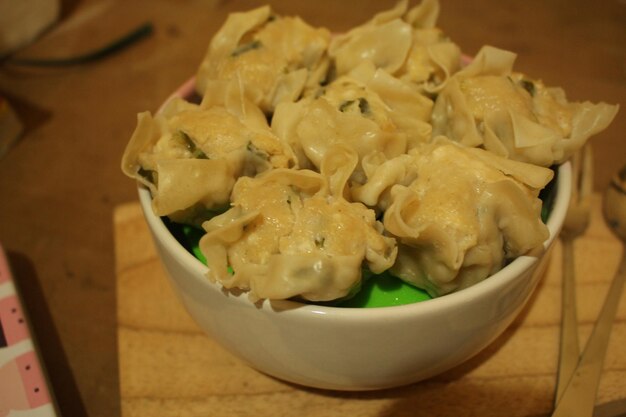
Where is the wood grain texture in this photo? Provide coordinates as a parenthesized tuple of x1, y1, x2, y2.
(115, 194, 625, 417)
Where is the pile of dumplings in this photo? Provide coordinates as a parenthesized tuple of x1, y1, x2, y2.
(122, 0, 618, 302)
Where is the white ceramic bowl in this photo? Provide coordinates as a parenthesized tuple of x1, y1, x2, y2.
(137, 80, 572, 391)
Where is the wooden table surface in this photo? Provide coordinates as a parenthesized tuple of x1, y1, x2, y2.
(0, 1, 624, 416)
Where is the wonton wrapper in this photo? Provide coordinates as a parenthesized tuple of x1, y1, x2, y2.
(195, 5, 331, 114)
(431, 46, 619, 166)
(272, 65, 410, 183)
(121, 81, 295, 223)
(382, 138, 553, 296)
(396, 26, 461, 94)
(199, 148, 397, 302)
(329, 1, 412, 77)
(329, 0, 461, 94)
(348, 62, 434, 149)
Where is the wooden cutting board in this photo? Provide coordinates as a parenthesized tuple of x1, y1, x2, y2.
(114, 194, 625, 417)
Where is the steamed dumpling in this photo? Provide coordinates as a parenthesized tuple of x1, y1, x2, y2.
(382, 138, 554, 296)
(329, 0, 461, 94)
(195, 5, 331, 113)
(346, 62, 434, 149)
(121, 81, 295, 224)
(199, 149, 397, 302)
(271, 69, 409, 183)
(432, 46, 619, 166)
(396, 26, 461, 94)
(329, 1, 413, 77)
(272, 59, 435, 181)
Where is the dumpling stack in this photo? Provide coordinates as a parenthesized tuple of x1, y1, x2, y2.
(122, 0, 618, 302)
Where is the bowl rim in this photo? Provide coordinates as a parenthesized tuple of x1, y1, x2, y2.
(138, 76, 573, 320)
